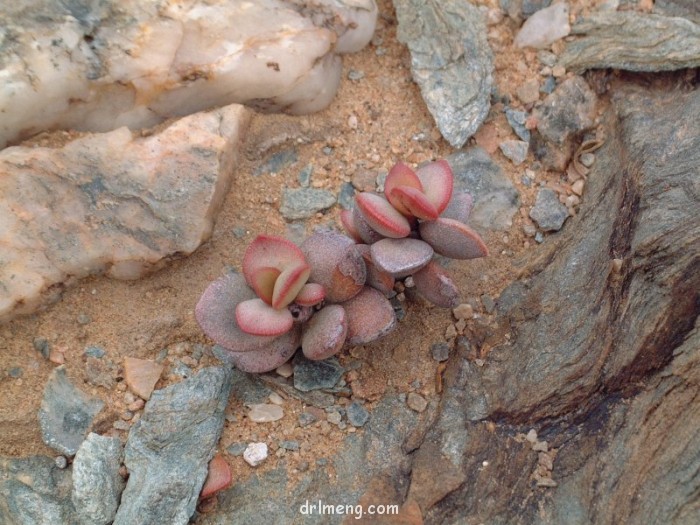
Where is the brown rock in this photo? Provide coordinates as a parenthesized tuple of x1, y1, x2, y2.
(124, 357, 164, 400)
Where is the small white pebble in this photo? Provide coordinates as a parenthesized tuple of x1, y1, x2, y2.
(453, 303, 474, 320)
(532, 440, 549, 452)
(526, 429, 538, 443)
(404, 276, 415, 288)
(347, 114, 358, 129)
(248, 404, 284, 423)
(572, 179, 585, 196)
(243, 442, 268, 467)
(275, 363, 293, 378)
(482, 460, 489, 467)
(268, 392, 285, 405)
(475, 359, 485, 367)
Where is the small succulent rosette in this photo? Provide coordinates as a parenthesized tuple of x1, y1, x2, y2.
(196, 234, 396, 373)
(339, 159, 488, 308)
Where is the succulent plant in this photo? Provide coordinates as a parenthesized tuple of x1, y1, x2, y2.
(195, 159, 488, 374)
(340, 159, 488, 308)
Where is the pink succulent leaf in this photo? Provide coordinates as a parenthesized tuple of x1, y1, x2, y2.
(419, 218, 489, 260)
(355, 192, 411, 238)
(340, 209, 363, 243)
(343, 286, 397, 346)
(248, 266, 280, 305)
(441, 191, 474, 224)
(271, 262, 311, 309)
(389, 186, 439, 220)
(235, 298, 294, 336)
(415, 160, 454, 215)
(225, 326, 301, 373)
(242, 235, 308, 291)
(352, 206, 385, 244)
(355, 244, 395, 296)
(412, 261, 461, 308)
(195, 273, 278, 352)
(385, 161, 423, 214)
(301, 305, 348, 361)
(370, 238, 434, 279)
(301, 231, 366, 303)
(295, 282, 326, 306)
(200, 455, 232, 500)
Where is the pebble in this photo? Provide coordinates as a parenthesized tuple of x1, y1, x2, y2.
(227, 442, 247, 456)
(248, 404, 284, 423)
(171, 361, 192, 379)
(113, 420, 131, 431)
(540, 76, 557, 94)
(514, 2, 571, 49)
(552, 65, 566, 78)
(523, 223, 537, 237)
(322, 146, 333, 155)
(580, 153, 595, 168)
(84, 345, 106, 358)
(347, 114, 358, 129)
(532, 440, 549, 452)
(298, 411, 318, 427)
(535, 232, 545, 243)
(530, 188, 569, 231)
(538, 452, 554, 470)
(346, 401, 369, 427)
(516, 79, 540, 104)
(279, 440, 300, 451)
(481, 294, 496, 314)
(407, 392, 428, 413)
(499, 140, 529, 165)
(33, 337, 50, 359)
(453, 303, 474, 320)
(243, 443, 268, 467)
(8, 367, 23, 378)
(127, 399, 145, 412)
(337, 182, 355, 210)
(456, 336, 472, 355)
(351, 169, 377, 192)
(431, 342, 450, 362)
(54, 455, 68, 469)
(123, 357, 164, 400)
(298, 165, 313, 187)
(232, 226, 247, 239)
(49, 346, 65, 364)
(347, 69, 365, 81)
(505, 108, 531, 142)
(536, 476, 558, 488)
(326, 411, 342, 425)
(293, 355, 345, 392)
(77, 313, 92, 325)
(280, 188, 336, 220)
(537, 50, 558, 67)
(526, 429, 538, 443)
(445, 324, 458, 340)
(254, 148, 297, 176)
(275, 363, 293, 378)
(268, 392, 285, 405)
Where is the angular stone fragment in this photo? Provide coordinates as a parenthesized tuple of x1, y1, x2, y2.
(124, 358, 164, 401)
(514, 2, 571, 49)
(0, 105, 249, 323)
(0, 0, 377, 148)
(529, 188, 569, 232)
(280, 189, 336, 220)
(533, 77, 597, 146)
(38, 366, 104, 456)
(248, 404, 284, 423)
(395, 0, 493, 148)
(559, 11, 700, 72)
(114, 366, 232, 525)
(72, 433, 124, 525)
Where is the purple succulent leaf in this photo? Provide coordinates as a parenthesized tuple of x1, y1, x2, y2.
(370, 238, 434, 279)
(343, 286, 397, 346)
(412, 261, 461, 308)
(418, 218, 489, 260)
(225, 325, 301, 373)
(301, 305, 348, 361)
(441, 191, 474, 224)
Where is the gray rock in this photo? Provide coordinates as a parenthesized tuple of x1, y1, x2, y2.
(530, 189, 569, 231)
(559, 11, 700, 72)
(0, 456, 77, 525)
(293, 355, 345, 392)
(348, 69, 365, 81)
(346, 401, 370, 427)
(85, 356, 117, 389)
(499, 140, 529, 165)
(298, 411, 318, 427)
(214, 358, 273, 405)
(279, 440, 300, 451)
(298, 165, 313, 187)
(254, 149, 298, 176)
(84, 346, 106, 359)
(654, 0, 700, 23)
(446, 147, 520, 231)
(113, 366, 232, 525)
(395, 0, 493, 148)
(8, 367, 22, 378)
(227, 442, 247, 456)
(33, 337, 50, 359)
(534, 76, 597, 146)
(505, 108, 531, 142)
(72, 433, 124, 525)
(337, 182, 355, 210)
(280, 188, 336, 220)
(481, 294, 496, 314)
(38, 366, 104, 456)
(431, 342, 451, 362)
(500, 0, 553, 19)
(540, 75, 557, 94)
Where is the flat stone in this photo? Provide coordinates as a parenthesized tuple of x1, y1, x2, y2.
(0, 0, 377, 148)
(243, 443, 268, 467)
(395, 0, 493, 148)
(280, 188, 336, 220)
(446, 148, 520, 231)
(84, 346, 106, 359)
(431, 342, 451, 362)
(530, 189, 569, 232)
(293, 355, 345, 392)
(38, 366, 104, 456)
(123, 358, 163, 401)
(534, 77, 598, 146)
(346, 401, 370, 428)
(254, 149, 298, 176)
(248, 404, 284, 423)
(0, 105, 249, 323)
(114, 366, 232, 525)
(0, 456, 77, 524)
(407, 392, 428, 413)
(505, 108, 531, 142)
(516, 79, 541, 104)
(514, 2, 571, 49)
(279, 440, 300, 451)
(72, 433, 124, 525)
(559, 11, 700, 72)
(499, 140, 529, 165)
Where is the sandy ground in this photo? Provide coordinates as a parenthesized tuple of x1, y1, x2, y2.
(0, 0, 609, 494)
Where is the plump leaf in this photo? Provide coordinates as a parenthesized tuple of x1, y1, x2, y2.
(412, 261, 460, 308)
(235, 298, 294, 336)
(294, 283, 326, 306)
(419, 218, 489, 260)
(441, 191, 474, 224)
(355, 244, 395, 296)
(384, 161, 423, 214)
(200, 455, 232, 500)
(248, 266, 280, 305)
(224, 326, 301, 373)
(352, 206, 385, 244)
(343, 286, 397, 345)
(415, 160, 454, 215)
(271, 262, 310, 309)
(390, 186, 439, 220)
(340, 209, 363, 243)
(242, 235, 308, 292)
(302, 305, 348, 360)
(370, 238, 434, 279)
(355, 192, 411, 238)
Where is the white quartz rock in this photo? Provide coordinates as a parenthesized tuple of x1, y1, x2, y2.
(0, 0, 377, 148)
(514, 2, 571, 49)
(0, 104, 250, 323)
